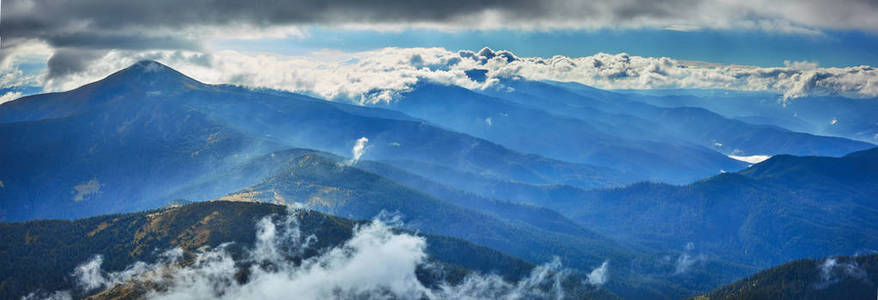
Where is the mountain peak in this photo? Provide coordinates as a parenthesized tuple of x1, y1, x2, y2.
(130, 60, 173, 73)
(101, 59, 203, 91)
(119, 60, 183, 77)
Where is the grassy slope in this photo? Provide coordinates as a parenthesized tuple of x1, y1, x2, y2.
(2, 201, 605, 299)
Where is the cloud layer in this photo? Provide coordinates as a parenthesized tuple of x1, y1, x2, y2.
(2, 0, 876, 93)
(41, 211, 582, 299)
(10, 46, 875, 103)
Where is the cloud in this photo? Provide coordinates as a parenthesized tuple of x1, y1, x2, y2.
(3, 0, 878, 38)
(0, 40, 52, 88)
(585, 261, 609, 286)
(479, 52, 878, 100)
(51, 211, 582, 299)
(9, 47, 877, 101)
(45, 48, 99, 79)
(73, 248, 184, 292)
(673, 254, 705, 275)
(441, 256, 572, 299)
(73, 255, 105, 291)
(346, 137, 369, 165)
(728, 154, 772, 164)
(673, 242, 705, 275)
(814, 257, 868, 289)
(0, 91, 23, 105)
(21, 291, 72, 300)
(71, 178, 102, 202)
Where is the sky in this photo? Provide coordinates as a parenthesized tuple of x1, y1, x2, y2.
(213, 28, 878, 68)
(1, 0, 877, 103)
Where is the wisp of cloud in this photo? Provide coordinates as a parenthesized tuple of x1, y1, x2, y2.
(814, 257, 868, 289)
(586, 261, 609, 286)
(345, 137, 369, 165)
(50, 210, 584, 299)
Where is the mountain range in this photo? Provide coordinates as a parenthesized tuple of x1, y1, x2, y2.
(618, 88, 878, 145)
(1, 60, 875, 299)
(539, 147, 878, 268)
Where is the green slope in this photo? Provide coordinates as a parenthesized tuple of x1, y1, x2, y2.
(548, 147, 878, 269)
(1, 201, 618, 299)
(699, 254, 878, 300)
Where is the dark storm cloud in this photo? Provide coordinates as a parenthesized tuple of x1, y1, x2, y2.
(46, 48, 105, 79)
(1, 0, 537, 77)
(5, 0, 878, 46)
(2, 0, 540, 29)
(46, 33, 199, 51)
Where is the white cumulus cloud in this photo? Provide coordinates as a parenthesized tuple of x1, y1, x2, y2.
(14, 47, 878, 103)
(46, 211, 584, 299)
(0, 91, 23, 105)
(586, 261, 609, 286)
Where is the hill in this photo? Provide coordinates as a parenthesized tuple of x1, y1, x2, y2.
(213, 150, 755, 299)
(0, 61, 632, 221)
(617, 88, 878, 145)
(527, 80, 874, 157)
(545, 147, 878, 268)
(699, 254, 878, 300)
(374, 80, 871, 185)
(387, 82, 745, 184)
(0, 201, 616, 299)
